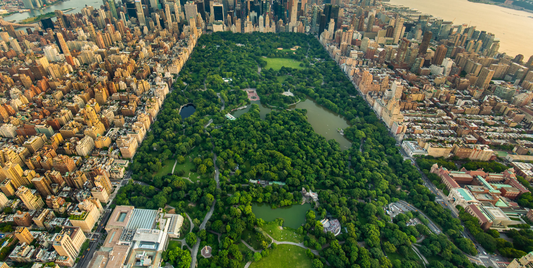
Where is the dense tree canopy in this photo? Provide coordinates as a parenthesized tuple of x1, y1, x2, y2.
(117, 32, 491, 268)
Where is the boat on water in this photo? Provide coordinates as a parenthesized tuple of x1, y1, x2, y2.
(337, 128, 344, 135)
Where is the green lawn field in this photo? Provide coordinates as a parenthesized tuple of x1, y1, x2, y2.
(250, 244, 313, 268)
(264, 58, 304, 71)
(261, 222, 304, 243)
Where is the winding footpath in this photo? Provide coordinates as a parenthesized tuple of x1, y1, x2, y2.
(190, 129, 221, 268)
(217, 93, 226, 111)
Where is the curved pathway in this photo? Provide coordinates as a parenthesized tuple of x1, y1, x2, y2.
(263, 233, 319, 256)
(241, 240, 261, 253)
(190, 137, 221, 268)
(208, 230, 221, 244)
(217, 93, 226, 111)
(186, 213, 194, 234)
(171, 159, 178, 174)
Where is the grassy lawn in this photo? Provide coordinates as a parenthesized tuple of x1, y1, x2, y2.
(238, 242, 254, 267)
(276, 75, 289, 83)
(264, 58, 304, 71)
(168, 240, 181, 250)
(250, 244, 312, 268)
(261, 222, 304, 243)
(174, 147, 202, 181)
(153, 159, 175, 177)
(242, 229, 269, 250)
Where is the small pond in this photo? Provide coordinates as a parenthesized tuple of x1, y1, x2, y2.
(180, 104, 196, 119)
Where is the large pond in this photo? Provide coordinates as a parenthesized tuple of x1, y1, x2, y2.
(179, 104, 196, 119)
(252, 203, 313, 229)
(233, 98, 352, 150)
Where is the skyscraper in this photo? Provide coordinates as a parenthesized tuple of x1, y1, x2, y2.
(418, 31, 432, 56)
(174, 3, 181, 23)
(185, 1, 197, 21)
(475, 67, 495, 89)
(165, 4, 172, 26)
(2, 162, 27, 189)
(432, 44, 447, 65)
(53, 227, 86, 262)
(32, 176, 53, 198)
(311, 6, 318, 33)
(366, 14, 374, 32)
(16, 186, 45, 210)
(290, 0, 298, 27)
(135, 0, 146, 25)
(56, 33, 70, 56)
(392, 16, 404, 44)
(213, 4, 224, 21)
(107, 0, 118, 18)
(318, 13, 326, 35)
(14, 227, 34, 244)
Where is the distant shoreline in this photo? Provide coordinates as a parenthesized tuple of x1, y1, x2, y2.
(467, 0, 533, 14)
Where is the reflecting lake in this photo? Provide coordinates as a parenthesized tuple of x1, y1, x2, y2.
(233, 98, 352, 150)
(179, 104, 196, 119)
(252, 203, 313, 229)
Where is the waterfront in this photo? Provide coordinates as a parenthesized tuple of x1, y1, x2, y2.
(3, 0, 94, 22)
(233, 98, 352, 150)
(388, 0, 533, 56)
(252, 203, 313, 229)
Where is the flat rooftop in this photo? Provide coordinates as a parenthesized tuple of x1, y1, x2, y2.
(126, 209, 158, 229)
(106, 206, 134, 231)
(457, 188, 475, 201)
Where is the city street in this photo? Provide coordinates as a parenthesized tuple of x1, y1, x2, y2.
(347, 75, 511, 267)
(396, 149, 509, 267)
(74, 170, 131, 268)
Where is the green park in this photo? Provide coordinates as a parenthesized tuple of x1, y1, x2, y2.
(112, 32, 525, 268)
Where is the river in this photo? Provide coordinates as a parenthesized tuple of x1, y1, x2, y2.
(252, 203, 313, 229)
(388, 0, 533, 57)
(233, 98, 352, 150)
(3, 0, 98, 22)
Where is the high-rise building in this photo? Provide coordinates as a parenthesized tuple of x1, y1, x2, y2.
(165, 4, 172, 26)
(213, 3, 224, 21)
(366, 14, 375, 32)
(53, 226, 86, 261)
(432, 44, 447, 65)
(507, 251, 533, 268)
(69, 199, 101, 232)
(0, 192, 8, 209)
(475, 67, 495, 89)
(93, 175, 111, 195)
(290, 0, 298, 25)
(16, 186, 45, 210)
(418, 31, 432, 56)
(392, 16, 404, 44)
(311, 6, 318, 33)
(14, 227, 34, 244)
(185, 1, 197, 21)
(135, 0, 146, 25)
(174, 1, 181, 22)
(56, 32, 70, 56)
(32, 176, 53, 198)
(2, 162, 28, 189)
(107, 0, 118, 18)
